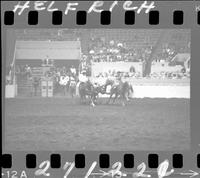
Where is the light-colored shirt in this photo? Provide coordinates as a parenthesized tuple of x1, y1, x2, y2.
(59, 76, 69, 85)
(79, 74, 88, 83)
(70, 68, 76, 75)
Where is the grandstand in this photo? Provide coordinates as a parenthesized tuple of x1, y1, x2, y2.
(7, 29, 190, 59)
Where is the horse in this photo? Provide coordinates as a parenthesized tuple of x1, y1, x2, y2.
(105, 79, 134, 106)
(86, 78, 116, 104)
(78, 80, 96, 107)
(91, 82, 108, 105)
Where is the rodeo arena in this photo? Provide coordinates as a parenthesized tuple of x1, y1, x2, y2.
(5, 29, 190, 151)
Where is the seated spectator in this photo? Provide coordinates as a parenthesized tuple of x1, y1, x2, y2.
(181, 67, 186, 74)
(130, 66, 136, 73)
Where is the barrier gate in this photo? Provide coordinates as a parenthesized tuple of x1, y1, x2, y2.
(41, 78, 53, 97)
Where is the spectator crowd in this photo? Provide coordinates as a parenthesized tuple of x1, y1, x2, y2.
(79, 37, 190, 80)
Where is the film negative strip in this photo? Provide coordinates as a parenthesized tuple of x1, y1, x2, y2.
(1, 1, 200, 178)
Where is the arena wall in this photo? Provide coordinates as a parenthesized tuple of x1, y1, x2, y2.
(99, 85, 190, 99)
(92, 62, 189, 98)
(130, 85, 190, 98)
(5, 85, 17, 98)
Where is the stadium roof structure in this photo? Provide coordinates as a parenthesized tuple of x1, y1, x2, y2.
(15, 40, 81, 60)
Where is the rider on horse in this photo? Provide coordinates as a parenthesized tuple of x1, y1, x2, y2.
(78, 70, 97, 106)
(113, 73, 123, 88)
(79, 70, 88, 83)
(78, 70, 94, 94)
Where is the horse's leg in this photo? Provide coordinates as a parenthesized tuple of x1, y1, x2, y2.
(70, 87, 73, 98)
(64, 86, 66, 96)
(90, 95, 96, 107)
(76, 84, 79, 96)
(95, 94, 99, 105)
(122, 100, 125, 106)
(122, 97, 126, 106)
(79, 94, 83, 104)
(71, 89, 74, 98)
(72, 88, 75, 98)
(107, 92, 113, 104)
(79, 87, 84, 104)
(125, 92, 130, 101)
(119, 94, 125, 106)
(83, 94, 87, 104)
(129, 85, 134, 99)
(107, 87, 115, 104)
(93, 94, 97, 105)
(112, 93, 118, 104)
(81, 94, 86, 104)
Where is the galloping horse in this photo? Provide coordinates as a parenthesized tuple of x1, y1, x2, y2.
(91, 78, 114, 96)
(78, 80, 96, 106)
(104, 78, 134, 106)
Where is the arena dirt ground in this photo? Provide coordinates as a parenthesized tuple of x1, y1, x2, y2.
(4, 98, 190, 151)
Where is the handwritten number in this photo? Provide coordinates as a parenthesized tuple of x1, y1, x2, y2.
(35, 160, 50, 177)
(109, 162, 123, 178)
(11, 171, 18, 178)
(6, 171, 10, 178)
(32, 159, 175, 178)
(63, 162, 75, 178)
(85, 161, 97, 178)
(157, 160, 174, 178)
(133, 162, 151, 178)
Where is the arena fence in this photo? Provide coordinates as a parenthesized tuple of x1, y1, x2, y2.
(99, 85, 190, 99)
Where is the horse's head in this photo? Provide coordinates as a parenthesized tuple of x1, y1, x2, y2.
(83, 80, 95, 93)
(105, 79, 114, 87)
(94, 85, 106, 94)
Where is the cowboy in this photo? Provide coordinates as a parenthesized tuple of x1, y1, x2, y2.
(76, 70, 88, 96)
(113, 74, 122, 88)
(79, 70, 88, 83)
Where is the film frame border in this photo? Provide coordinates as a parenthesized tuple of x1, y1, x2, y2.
(3, 10, 200, 26)
(1, 0, 200, 177)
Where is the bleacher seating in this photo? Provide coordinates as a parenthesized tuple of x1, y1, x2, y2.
(14, 29, 190, 55)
